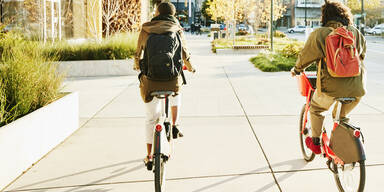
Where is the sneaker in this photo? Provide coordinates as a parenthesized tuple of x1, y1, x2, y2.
(172, 125, 184, 139)
(143, 156, 153, 171)
(305, 137, 321, 154)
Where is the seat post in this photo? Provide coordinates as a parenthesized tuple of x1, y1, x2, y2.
(335, 101, 342, 122)
(165, 95, 169, 118)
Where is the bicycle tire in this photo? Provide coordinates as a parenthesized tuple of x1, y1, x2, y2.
(154, 154, 166, 192)
(333, 160, 365, 192)
(299, 104, 315, 162)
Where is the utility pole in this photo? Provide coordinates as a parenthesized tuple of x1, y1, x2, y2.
(304, 0, 307, 26)
(0, 0, 3, 23)
(271, 0, 274, 51)
(189, 0, 192, 25)
(176, 0, 179, 18)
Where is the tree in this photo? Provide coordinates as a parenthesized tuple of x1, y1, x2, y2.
(102, 0, 120, 38)
(201, 0, 216, 23)
(347, 0, 383, 27)
(102, 0, 141, 35)
(206, 0, 286, 32)
(206, 0, 248, 22)
(347, 0, 382, 14)
(206, 0, 249, 39)
(241, 0, 286, 34)
(256, 0, 286, 26)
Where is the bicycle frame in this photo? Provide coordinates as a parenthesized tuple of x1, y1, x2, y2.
(299, 72, 344, 165)
(299, 72, 316, 135)
(154, 95, 171, 157)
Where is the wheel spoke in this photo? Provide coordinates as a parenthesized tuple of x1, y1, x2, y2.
(300, 104, 315, 162)
(334, 161, 365, 192)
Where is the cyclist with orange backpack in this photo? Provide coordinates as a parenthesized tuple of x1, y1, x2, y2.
(291, 1, 366, 154)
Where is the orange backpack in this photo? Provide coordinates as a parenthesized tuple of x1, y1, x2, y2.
(325, 27, 361, 77)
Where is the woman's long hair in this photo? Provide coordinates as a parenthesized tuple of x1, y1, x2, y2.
(321, 1, 354, 26)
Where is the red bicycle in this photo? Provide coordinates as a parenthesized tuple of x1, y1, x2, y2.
(297, 72, 366, 192)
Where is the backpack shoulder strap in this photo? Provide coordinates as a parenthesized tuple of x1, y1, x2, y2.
(175, 32, 187, 85)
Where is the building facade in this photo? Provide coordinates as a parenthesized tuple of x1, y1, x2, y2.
(0, 0, 149, 41)
(170, 0, 203, 25)
(281, 0, 346, 28)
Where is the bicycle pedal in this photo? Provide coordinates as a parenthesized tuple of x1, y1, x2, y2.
(145, 161, 153, 171)
(162, 154, 169, 162)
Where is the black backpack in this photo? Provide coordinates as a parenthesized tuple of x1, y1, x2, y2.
(141, 32, 183, 81)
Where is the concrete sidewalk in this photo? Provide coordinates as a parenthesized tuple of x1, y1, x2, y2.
(4, 35, 384, 192)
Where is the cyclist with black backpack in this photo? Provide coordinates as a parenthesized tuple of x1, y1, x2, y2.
(134, 2, 196, 167)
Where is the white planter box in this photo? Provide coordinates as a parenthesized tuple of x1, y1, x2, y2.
(0, 92, 79, 190)
(59, 59, 137, 77)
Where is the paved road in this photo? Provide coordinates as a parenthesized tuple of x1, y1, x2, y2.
(3, 35, 384, 192)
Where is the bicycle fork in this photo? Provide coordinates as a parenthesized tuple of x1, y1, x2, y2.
(153, 97, 171, 159)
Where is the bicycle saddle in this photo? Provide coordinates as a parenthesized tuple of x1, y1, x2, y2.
(150, 91, 175, 97)
(335, 97, 356, 104)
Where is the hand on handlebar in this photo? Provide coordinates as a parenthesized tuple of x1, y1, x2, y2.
(290, 67, 300, 77)
(183, 65, 196, 73)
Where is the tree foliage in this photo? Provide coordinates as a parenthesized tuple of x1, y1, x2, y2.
(205, 0, 286, 24)
(206, 0, 248, 22)
(201, 0, 213, 22)
(347, 0, 384, 26)
(347, 0, 382, 14)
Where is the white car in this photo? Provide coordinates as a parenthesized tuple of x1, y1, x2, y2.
(366, 25, 383, 35)
(288, 25, 306, 33)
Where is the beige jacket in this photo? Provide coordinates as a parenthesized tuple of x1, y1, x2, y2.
(294, 21, 366, 97)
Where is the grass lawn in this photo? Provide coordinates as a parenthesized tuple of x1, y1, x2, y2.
(249, 37, 317, 72)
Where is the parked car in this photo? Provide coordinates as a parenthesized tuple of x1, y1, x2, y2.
(183, 25, 191, 32)
(180, 22, 191, 32)
(237, 24, 248, 31)
(288, 25, 306, 33)
(366, 25, 383, 35)
(220, 24, 226, 30)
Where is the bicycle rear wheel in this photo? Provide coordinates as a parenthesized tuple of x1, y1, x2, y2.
(154, 154, 166, 192)
(333, 160, 365, 192)
(299, 104, 315, 162)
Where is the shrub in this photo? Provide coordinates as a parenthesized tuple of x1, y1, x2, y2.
(279, 41, 304, 58)
(250, 51, 317, 72)
(0, 32, 63, 126)
(43, 33, 138, 61)
(236, 31, 248, 36)
(250, 52, 296, 72)
(274, 30, 287, 38)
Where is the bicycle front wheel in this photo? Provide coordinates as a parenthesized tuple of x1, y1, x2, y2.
(299, 104, 315, 162)
(154, 154, 166, 192)
(333, 160, 365, 192)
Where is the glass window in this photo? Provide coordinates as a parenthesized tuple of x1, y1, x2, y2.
(1, 0, 73, 40)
